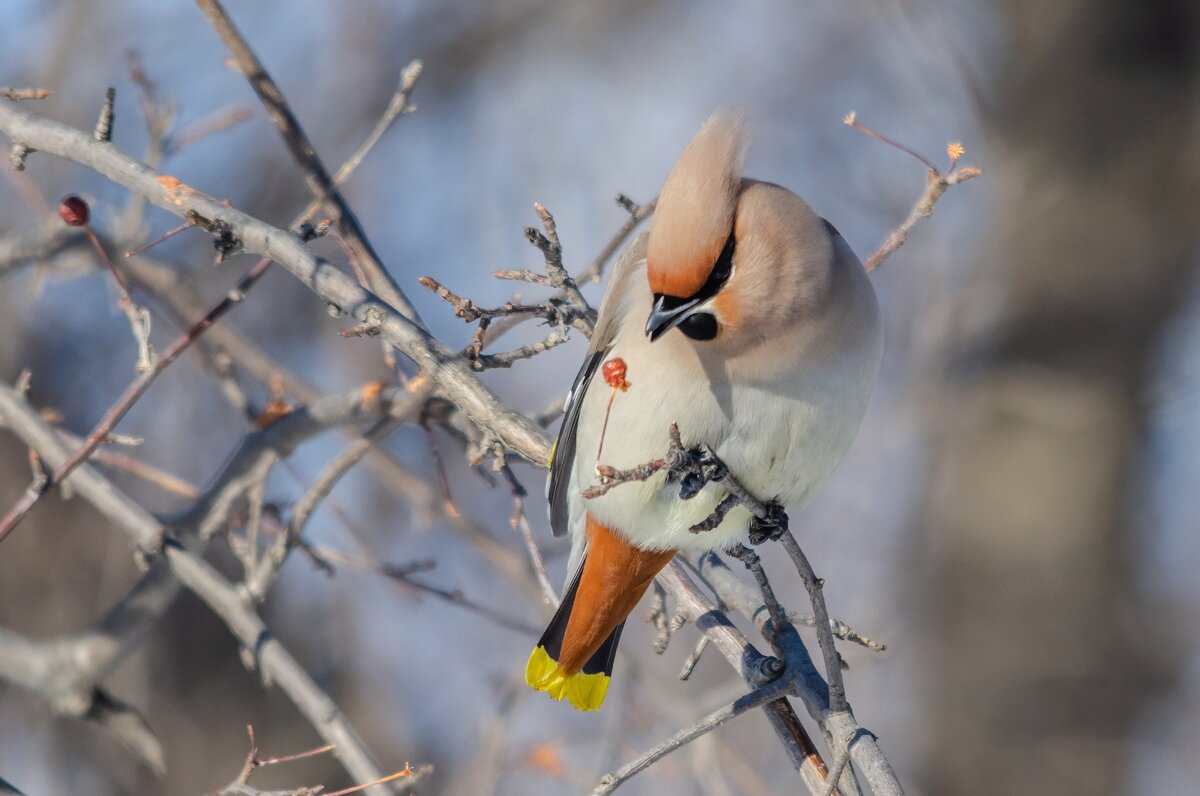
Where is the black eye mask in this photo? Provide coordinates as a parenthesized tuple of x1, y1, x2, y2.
(647, 230, 736, 342)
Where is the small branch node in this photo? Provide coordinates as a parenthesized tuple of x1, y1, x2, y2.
(9, 141, 32, 170)
(1, 87, 53, 101)
(339, 306, 386, 338)
(93, 87, 116, 143)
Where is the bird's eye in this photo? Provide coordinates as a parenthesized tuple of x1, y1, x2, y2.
(679, 312, 718, 340)
(710, 231, 736, 285)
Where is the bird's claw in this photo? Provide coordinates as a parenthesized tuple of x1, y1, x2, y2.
(748, 501, 789, 545)
(669, 444, 728, 500)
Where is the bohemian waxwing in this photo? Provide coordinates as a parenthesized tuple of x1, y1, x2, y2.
(527, 110, 883, 710)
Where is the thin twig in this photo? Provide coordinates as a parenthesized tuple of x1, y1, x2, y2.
(243, 390, 427, 602)
(730, 545, 788, 633)
(418, 276, 550, 323)
(193, 0, 424, 324)
(656, 562, 829, 793)
(333, 60, 423, 181)
(472, 330, 569, 371)
(1, 88, 52, 101)
(576, 194, 656, 285)
(592, 677, 795, 795)
(227, 724, 335, 789)
(308, 545, 539, 635)
(127, 51, 175, 168)
(79, 221, 155, 372)
(694, 553, 885, 652)
(0, 255, 271, 545)
(324, 765, 430, 796)
(863, 164, 981, 271)
(165, 105, 252, 154)
(500, 465, 559, 606)
(678, 636, 709, 680)
(0, 100, 552, 462)
(0, 384, 396, 791)
(844, 112, 981, 271)
(778, 530, 846, 712)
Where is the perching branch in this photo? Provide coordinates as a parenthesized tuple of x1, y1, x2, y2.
(585, 425, 902, 794)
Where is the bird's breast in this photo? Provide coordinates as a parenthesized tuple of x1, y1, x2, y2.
(568, 328, 872, 554)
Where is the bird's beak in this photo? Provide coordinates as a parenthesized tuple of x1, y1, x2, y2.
(646, 294, 702, 341)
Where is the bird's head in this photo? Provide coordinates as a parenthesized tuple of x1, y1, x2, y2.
(645, 111, 836, 355)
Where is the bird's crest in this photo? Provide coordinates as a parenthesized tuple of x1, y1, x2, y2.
(647, 110, 747, 298)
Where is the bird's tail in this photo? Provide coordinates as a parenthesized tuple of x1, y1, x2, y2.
(525, 515, 675, 711)
(525, 566, 624, 711)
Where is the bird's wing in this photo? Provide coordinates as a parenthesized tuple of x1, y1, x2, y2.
(547, 233, 648, 537)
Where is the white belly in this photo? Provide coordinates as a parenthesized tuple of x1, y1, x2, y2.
(567, 324, 875, 554)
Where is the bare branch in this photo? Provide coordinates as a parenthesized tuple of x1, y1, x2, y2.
(844, 112, 981, 272)
(576, 193, 656, 285)
(592, 676, 795, 795)
(694, 553, 885, 652)
(308, 545, 539, 635)
(193, 0, 423, 325)
(165, 104, 252, 154)
(0, 383, 401, 792)
(0, 626, 167, 773)
(678, 635, 709, 681)
(500, 465, 559, 607)
(525, 202, 590, 312)
(0, 88, 51, 101)
(0, 100, 549, 463)
(657, 562, 830, 793)
(580, 424, 901, 794)
(472, 330, 569, 371)
(244, 389, 429, 602)
(0, 254, 272, 545)
(418, 276, 551, 324)
(332, 60, 423, 182)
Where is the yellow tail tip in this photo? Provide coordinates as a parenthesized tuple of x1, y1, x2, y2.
(525, 646, 610, 711)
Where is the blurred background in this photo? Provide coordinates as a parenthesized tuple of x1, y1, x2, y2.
(0, 1, 1197, 794)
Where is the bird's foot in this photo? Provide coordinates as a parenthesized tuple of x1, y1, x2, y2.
(669, 444, 728, 500)
(748, 500, 789, 545)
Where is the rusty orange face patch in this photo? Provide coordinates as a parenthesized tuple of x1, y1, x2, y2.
(646, 248, 721, 299)
(712, 289, 742, 336)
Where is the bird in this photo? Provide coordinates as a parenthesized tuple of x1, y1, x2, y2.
(526, 111, 883, 711)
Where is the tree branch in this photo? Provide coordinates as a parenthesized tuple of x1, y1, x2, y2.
(576, 193, 655, 285)
(0, 100, 549, 466)
(0, 383, 413, 793)
(192, 0, 424, 325)
(592, 676, 795, 795)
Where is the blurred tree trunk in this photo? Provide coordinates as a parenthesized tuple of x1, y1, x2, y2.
(915, 1, 1199, 793)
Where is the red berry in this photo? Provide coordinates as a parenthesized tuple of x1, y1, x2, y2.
(59, 195, 90, 226)
(602, 357, 631, 391)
